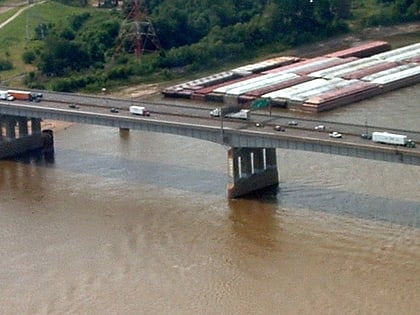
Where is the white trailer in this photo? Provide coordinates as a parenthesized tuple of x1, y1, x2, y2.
(210, 108, 251, 120)
(372, 131, 413, 146)
(225, 109, 250, 120)
(129, 106, 150, 116)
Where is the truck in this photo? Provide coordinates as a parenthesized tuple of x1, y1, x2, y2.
(7, 90, 33, 101)
(226, 109, 250, 120)
(129, 105, 150, 116)
(372, 131, 416, 148)
(210, 108, 250, 120)
(0, 90, 14, 101)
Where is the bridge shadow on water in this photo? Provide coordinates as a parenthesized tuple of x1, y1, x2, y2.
(6, 148, 420, 228)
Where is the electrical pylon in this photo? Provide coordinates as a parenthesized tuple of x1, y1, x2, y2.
(115, 0, 161, 61)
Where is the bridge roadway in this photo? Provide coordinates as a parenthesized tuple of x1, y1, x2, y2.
(1, 90, 420, 166)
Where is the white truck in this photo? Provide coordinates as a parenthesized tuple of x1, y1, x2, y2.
(372, 131, 416, 148)
(226, 109, 250, 120)
(129, 106, 150, 116)
(210, 108, 250, 120)
(0, 90, 14, 101)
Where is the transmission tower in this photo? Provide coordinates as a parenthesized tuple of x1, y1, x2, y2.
(115, 0, 161, 61)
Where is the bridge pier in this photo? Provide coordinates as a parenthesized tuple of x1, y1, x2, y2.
(0, 115, 53, 159)
(227, 147, 279, 198)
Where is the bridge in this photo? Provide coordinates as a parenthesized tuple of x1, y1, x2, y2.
(1, 90, 419, 198)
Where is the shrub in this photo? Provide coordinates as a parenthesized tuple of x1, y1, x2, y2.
(0, 59, 13, 71)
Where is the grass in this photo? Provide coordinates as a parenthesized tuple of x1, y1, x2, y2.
(0, 1, 92, 85)
(351, 0, 385, 18)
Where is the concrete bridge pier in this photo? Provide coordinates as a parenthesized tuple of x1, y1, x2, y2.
(4, 116, 16, 138)
(18, 117, 29, 136)
(0, 115, 53, 159)
(227, 147, 279, 198)
(31, 118, 42, 134)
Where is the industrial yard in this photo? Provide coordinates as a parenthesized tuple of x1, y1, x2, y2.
(162, 41, 420, 113)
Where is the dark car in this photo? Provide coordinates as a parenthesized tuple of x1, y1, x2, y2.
(274, 125, 285, 132)
(288, 120, 298, 126)
(360, 133, 372, 140)
(110, 107, 119, 113)
(69, 104, 79, 109)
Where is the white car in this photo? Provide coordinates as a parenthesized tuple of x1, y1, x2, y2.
(329, 131, 342, 138)
(210, 108, 221, 117)
(315, 124, 325, 130)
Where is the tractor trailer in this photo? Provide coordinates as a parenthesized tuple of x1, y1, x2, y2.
(210, 108, 250, 120)
(372, 131, 416, 148)
(8, 90, 33, 101)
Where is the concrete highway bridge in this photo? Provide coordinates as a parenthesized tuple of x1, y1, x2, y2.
(1, 90, 419, 198)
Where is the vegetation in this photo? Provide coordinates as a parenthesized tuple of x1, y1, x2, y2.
(0, 0, 418, 91)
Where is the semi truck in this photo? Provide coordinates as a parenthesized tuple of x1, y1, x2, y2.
(8, 90, 33, 101)
(210, 108, 250, 120)
(226, 109, 250, 120)
(0, 90, 14, 101)
(129, 105, 150, 116)
(372, 131, 416, 148)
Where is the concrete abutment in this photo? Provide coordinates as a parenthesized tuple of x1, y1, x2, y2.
(227, 147, 279, 198)
(0, 115, 53, 159)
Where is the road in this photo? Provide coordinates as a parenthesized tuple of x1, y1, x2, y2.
(3, 90, 420, 155)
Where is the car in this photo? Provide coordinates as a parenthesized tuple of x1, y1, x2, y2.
(68, 104, 79, 109)
(110, 107, 119, 113)
(329, 131, 342, 138)
(274, 125, 285, 132)
(315, 124, 325, 130)
(360, 133, 372, 140)
(210, 108, 221, 117)
(288, 120, 298, 126)
(7, 95, 15, 101)
(255, 122, 264, 127)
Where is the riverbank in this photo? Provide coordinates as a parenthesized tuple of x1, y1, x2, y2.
(41, 120, 73, 133)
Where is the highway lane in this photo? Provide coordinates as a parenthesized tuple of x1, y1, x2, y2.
(2, 90, 420, 153)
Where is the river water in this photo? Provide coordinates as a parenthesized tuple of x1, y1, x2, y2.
(1, 73, 420, 314)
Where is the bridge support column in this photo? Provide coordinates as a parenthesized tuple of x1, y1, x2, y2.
(227, 147, 279, 198)
(18, 117, 29, 137)
(31, 118, 42, 134)
(4, 116, 16, 139)
(0, 115, 53, 159)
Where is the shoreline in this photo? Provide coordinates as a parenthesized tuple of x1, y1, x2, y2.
(41, 120, 74, 133)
